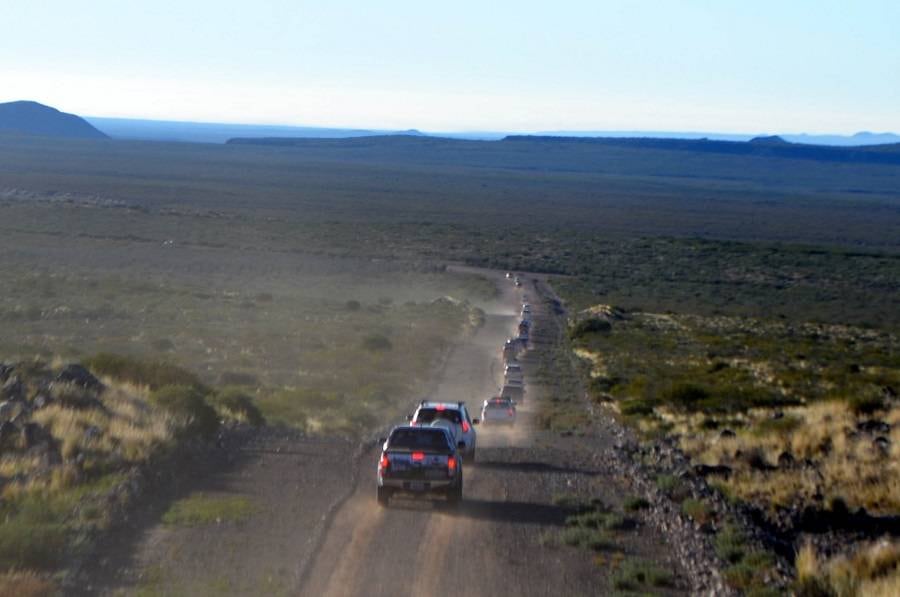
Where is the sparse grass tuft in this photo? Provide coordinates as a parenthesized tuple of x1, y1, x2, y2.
(559, 526, 613, 551)
(210, 388, 264, 426)
(624, 496, 650, 512)
(161, 493, 255, 526)
(0, 570, 57, 597)
(149, 385, 219, 439)
(612, 558, 675, 591)
(681, 498, 714, 525)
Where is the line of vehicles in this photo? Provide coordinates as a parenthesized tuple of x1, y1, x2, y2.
(376, 275, 533, 507)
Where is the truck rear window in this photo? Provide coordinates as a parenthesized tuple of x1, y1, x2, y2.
(388, 429, 451, 451)
(414, 408, 462, 425)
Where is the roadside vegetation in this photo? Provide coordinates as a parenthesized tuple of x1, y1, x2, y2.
(565, 304, 900, 594)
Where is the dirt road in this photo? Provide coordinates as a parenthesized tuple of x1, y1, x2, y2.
(78, 269, 685, 596)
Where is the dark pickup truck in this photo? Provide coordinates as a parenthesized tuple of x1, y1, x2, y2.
(377, 425, 463, 507)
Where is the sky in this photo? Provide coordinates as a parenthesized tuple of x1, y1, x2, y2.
(2, 0, 899, 133)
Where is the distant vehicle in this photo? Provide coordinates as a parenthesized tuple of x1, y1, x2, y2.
(521, 303, 532, 315)
(504, 362, 523, 384)
(514, 278, 523, 287)
(505, 272, 513, 279)
(409, 401, 478, 461)
(502, 338, 522, 361)
(481, 397, 516, 425)
(518, 320, 531, 336)
(500, 382, 525, 403)
(377, 425, 463, 506)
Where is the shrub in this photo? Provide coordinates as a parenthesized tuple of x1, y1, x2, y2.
(663, 383, 710, 410)
(210, 389, 265, 426)
(150, 385, 219, 438)
(624, 496, 650, 512)
(361, 334, 392, 352)
(162, 493, 255, 526)
(612, 559, 674, 590)
(85, 353, 207, 392)
(559, 526, 612, 551)
(681, 498, 713, 525)
(218, 371, 260, 387)
(0, 520, 67, 570)
(715, 524, 748, 564)
(620, 398, 656, 417)
(848, 393, 885, 416)
(569, 317, 612, 340)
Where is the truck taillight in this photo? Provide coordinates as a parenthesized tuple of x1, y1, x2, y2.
(447, 456, 457, 473)
(379, 454, 389, 471)
(462, 421, 470, 433)
(412, 451, 425, 461)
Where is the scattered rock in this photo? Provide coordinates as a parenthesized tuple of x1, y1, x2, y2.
(857, 419, 890, 434)
(21, 422, 51, 449)
(0, 363, 12, 383)
(57, 364, 105, 393)
(0, 400, 17, 421)
(1, 376, 25, 402)
(84, 425, 103, 442)
(874, 436, 891, 454)
(693, 463, 732, 478)
(32, 394, 53, 410)
(719, 429, 736, 439)
(0, 420, 20, 449)
(777, 451, 795, 469)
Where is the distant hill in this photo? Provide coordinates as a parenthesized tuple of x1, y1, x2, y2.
(225, 133, 900, 167)
(503, 135, 900, 166)
(0, 101, 107, 139)
(87, 117, 433, 144)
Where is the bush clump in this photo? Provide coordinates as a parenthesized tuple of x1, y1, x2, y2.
(150, 385, 219, 438)
(361, 334, 392, 352)
(85, 353, 207, 391)
(210, 389, 265, 426)
(569, 317, 612, 340)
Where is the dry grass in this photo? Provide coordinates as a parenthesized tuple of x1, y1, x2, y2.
(796, 540, 900, 596)
(31, 386, 174, 465)
(676, 400, 900, 512)
(0, 570, 57, 597)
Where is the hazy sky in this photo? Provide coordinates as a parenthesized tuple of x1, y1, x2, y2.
(3, 0, 898, 133)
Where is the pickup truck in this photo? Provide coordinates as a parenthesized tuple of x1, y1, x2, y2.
(377, 425, 463, 507)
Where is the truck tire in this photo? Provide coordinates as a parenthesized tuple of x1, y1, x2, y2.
(377, 485, 391, 507)
(447, 478, 463, 507)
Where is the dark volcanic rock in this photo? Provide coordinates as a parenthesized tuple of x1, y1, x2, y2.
(57, 364, 105, 393)
(1, 376, 25, 402)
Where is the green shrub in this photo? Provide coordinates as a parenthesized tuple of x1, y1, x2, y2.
(361, 334, 392, 352)
(559, 526, 612, 551)
(753, 415, 803, 436)
(210, 389, 265, 426)
(612, 559, 674, 590)
(848, 393, 885, 415)
(624, 496, 650, 512)
(86, 353, 207, 392)
(715, 524, 748, 564)
(569, 317, 612, 340)
(681, 498, 713, 524)
(663, 383, 710, 410)
(620, 398, 656, 416)
(0, 520, 67, 570)
(162, 493, 255, 526)
(150, 385, 219, 438)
